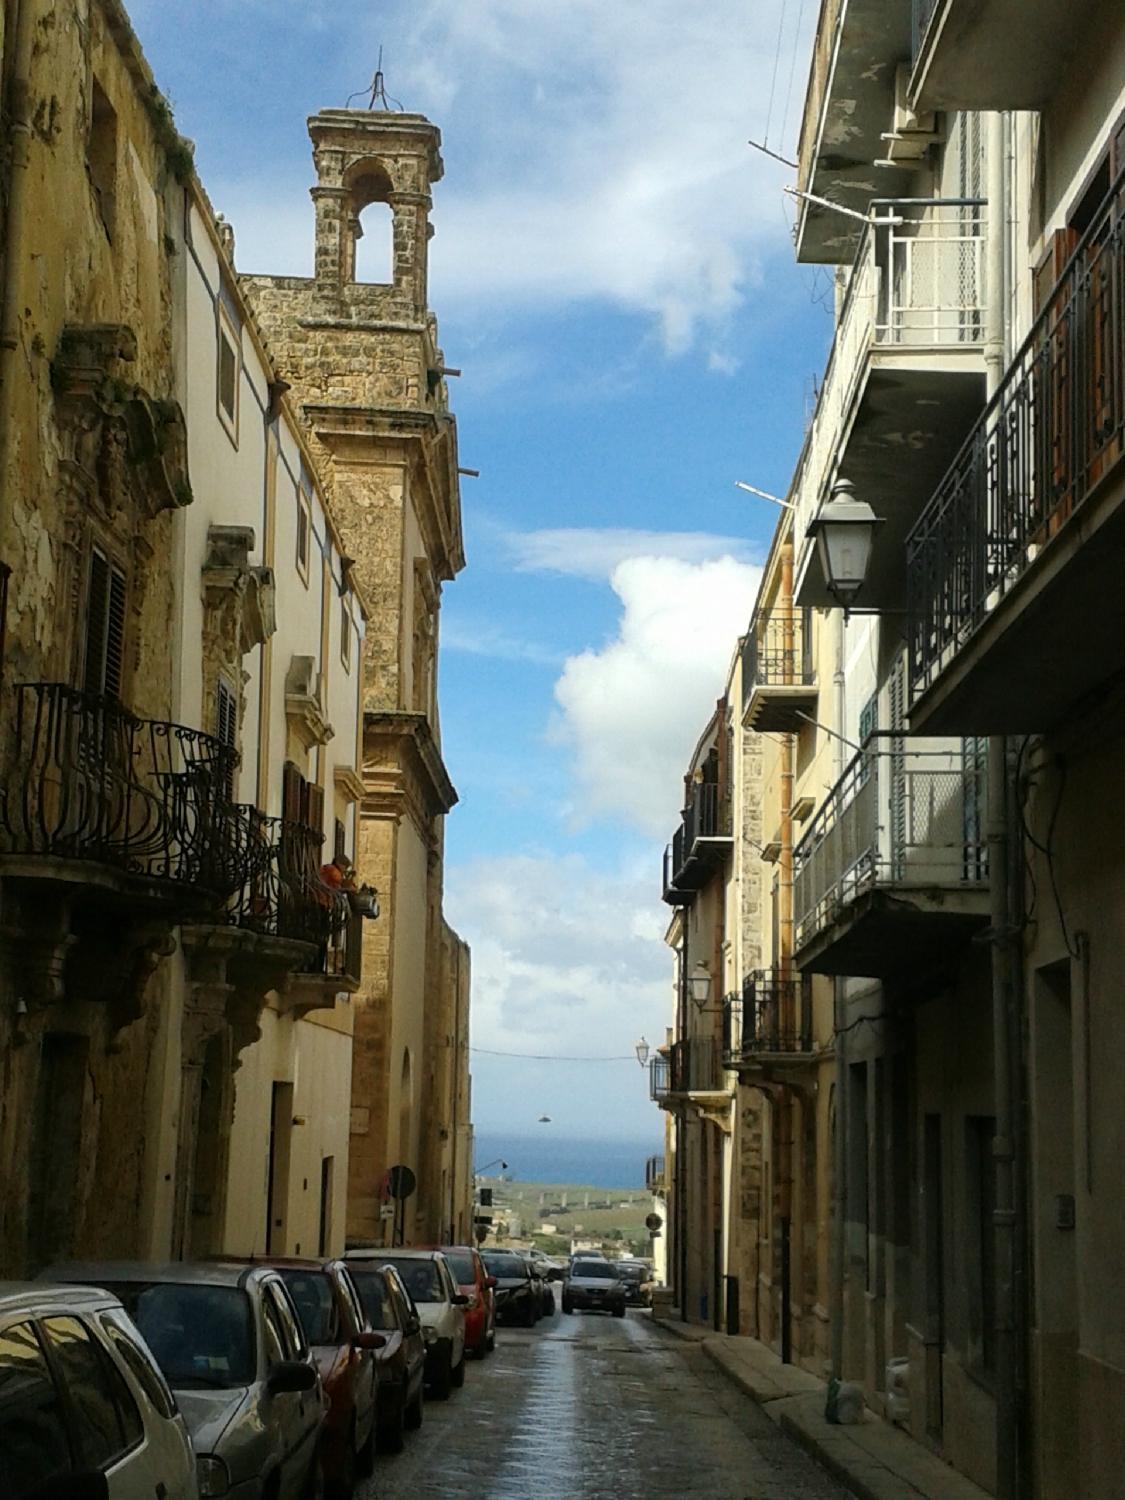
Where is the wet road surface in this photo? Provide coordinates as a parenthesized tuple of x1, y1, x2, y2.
(362, 1306, 853, 1499)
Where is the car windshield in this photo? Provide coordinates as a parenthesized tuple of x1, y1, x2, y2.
(481, 1253, 526, 1277)
(384, 1258, 443, 1304)
(349, 1271, 395, 1331)
(443, 1249, 475, 1283)
(111, 1283, 255, 1388)
(278, 1271, 336, 1344)
(572, 1262, 616, 1280)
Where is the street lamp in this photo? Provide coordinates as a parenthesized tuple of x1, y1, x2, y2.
(688, 966, 711, 1009)
(806, 477, 882, 609)
(475, 1158, 508, 1175)
(635, 1036, 650, 1068)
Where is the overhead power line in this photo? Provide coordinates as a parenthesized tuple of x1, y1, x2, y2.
(470, 1047, 638, 1062)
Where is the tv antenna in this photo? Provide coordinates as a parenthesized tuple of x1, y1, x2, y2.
(347, 47, 404, 112)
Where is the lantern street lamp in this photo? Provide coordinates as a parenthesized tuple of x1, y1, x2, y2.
(635, 1036, 651, 1068)
(806, 477, 882, 610)
(688, 965, 712, 1009)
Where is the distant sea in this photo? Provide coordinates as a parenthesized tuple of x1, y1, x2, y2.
(473, 1132, 659, 1190)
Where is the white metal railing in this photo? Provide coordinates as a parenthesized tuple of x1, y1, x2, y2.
(793, 732, 988, 952)
(791, 199, 987, 558)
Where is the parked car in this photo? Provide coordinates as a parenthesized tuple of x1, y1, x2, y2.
(561, 1258, 627, 1317)
(615, 1260, 651, 1307)
(480, 1250, 537, 1328)
(520, 1255, 554, 1318)
(228, 1258, 381, 1499)
(46, 1262, 326, 1500)
(348, 1250, 465, 1399)
(427, 1246, 495, 1357)
(342, 1262, 424, 1453)
(527, 1249, 564, 1282)
(0, 1281, 198, 1500)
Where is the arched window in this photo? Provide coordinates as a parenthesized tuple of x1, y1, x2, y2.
(346, 165, 395, 285)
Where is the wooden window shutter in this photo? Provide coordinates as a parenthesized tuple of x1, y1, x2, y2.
(216, 678, 237, 748)
(83, 548, 126, 697)
(306, 782, 326, 838)
(334, 818, 346, 863)
(1033, 229, 1076, 316)
(282, 761, 307, 825)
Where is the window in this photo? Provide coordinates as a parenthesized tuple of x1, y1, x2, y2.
(278, 1271, 338, 1346)
(216, 677, 237, 797)
(267, 1283, 308, 1361)
(351, 1272, 394, 1332)
(115, 1283, 255, 1390)
(260, 1296, 286, 1368)
(340, 596, 351, 670)
(41, 1316, 143, 1469)
(101, 1312, 175, 1420)
(0, 1321, 72, 1492)
(296, 494, 311, 581)
(337, 1270, 366, 1337)
(216, 306, 240, 441)
(83, 548, 127, 698)
(87, 77, 117, 240)
(333, 818, 346, 864)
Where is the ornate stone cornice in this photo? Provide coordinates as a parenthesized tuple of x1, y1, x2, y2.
(285, 656, 335, 749)
(334, 764, 366, 804)
(363, 711, 457, 827)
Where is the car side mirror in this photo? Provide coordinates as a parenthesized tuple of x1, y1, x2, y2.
(452, 1293, 469, 1306)
(267, 1360, 318, 1396)
(407, 1314, 421, 1334)
(354, 1331, 386, 1351)
(485, 1275, 497, 1289)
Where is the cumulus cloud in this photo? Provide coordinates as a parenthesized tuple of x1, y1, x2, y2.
(553, 555, 761, 835)
(507, 526, 755, 581)
(207, 0, 813, 356)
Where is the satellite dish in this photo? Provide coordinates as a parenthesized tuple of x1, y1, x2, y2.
(538, 1114, 551, 1123)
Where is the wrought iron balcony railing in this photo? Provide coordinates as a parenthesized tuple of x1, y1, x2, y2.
(645, 1154, 666, 1193)
(662, 781, 732, 903)
(649, 1055, 671, 1104)
(222, 811, 353, 957)
(792, 198, 987, 559)
(1, 682, 245, 898)
(669, 1036, 725, 1095)
(908, 168, 1125, 707)
(793, 732, 988, 954)
(723, 971, 812, 1065)
(741, 608, 814, 702)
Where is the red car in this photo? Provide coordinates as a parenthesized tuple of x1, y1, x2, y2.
(225, 1257, 383, 1500)
(426, 1245, 496, 1357)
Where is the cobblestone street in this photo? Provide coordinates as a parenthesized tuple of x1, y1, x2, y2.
(364, 1309, 853, 1500)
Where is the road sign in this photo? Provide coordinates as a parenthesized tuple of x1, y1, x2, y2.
(645, 1212, 664, 1232)
(387, 1164, 417, 1200)
(379, 1204, 395, 1221)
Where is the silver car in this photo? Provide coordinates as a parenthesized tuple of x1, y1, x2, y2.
(0, 1281, 198, 1500)
(46, 1263, 326, 1500)
(347, 1250, 466, 1399)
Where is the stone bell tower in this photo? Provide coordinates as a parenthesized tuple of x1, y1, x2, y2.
(241, 107, 468, 1249)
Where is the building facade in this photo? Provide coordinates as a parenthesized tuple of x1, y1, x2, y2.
(241, 106, 472, 1249)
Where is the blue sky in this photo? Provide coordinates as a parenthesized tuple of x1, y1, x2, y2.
(129, 0, 830, 1145)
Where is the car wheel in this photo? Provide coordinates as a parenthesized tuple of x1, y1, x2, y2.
(430, 1345, 453, 1399)
(378, 1394, 406, 1455)
(543, 1290, 555, 1315)
(451, 1351, 466, 1388)
(613, 1306, 626, 1319)
(404, 1382, 424, 1431)
(521, 1302, 536, 1328)
(356, 1415, 376, 1479)
(562, 1300, 573, 1314)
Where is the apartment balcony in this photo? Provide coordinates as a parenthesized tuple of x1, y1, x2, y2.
(723, 970, 817, 1079)
(650, 1039, 728, 1115)
(792, 201, 988, 612)
(661, 783, 732, 905)
(741, 608, 818, 733)
(792, 733, 989, 977)
(910, 0, 1102, 113)
(796, 0, 922, 262)
(649, 1054, 672, 1106)
(645, 1154, 667, 1195)
(908, 171, 1125, 734)
(0, 682, 246, 910)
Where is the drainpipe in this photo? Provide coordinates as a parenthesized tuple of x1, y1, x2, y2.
(778, 547, 796, 1362)
(830, 606, 848, 1377)
(0, 0, 37, 518)
(984, 108, 1020, 1500)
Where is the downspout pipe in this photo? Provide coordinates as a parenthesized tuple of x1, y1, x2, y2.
(829, 607, 847, 1377)
(984, 109, 1020, 1500)
(0, 0, 37, 517)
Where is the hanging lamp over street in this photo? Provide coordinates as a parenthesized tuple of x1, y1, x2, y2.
(807, 477, 882, 609)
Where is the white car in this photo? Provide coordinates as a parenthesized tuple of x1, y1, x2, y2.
(0, 1281, 198, 1500)
(347, 1251, 466, 1399)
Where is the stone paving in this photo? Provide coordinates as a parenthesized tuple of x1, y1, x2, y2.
(361, 1307, 854, 1499)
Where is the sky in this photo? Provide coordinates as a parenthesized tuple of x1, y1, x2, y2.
(128, 0, 831, 1148)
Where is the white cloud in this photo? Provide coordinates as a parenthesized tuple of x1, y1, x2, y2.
(507, 527, 756, 582)
(214, 0, 813, 357)
(552, 555, 761, 835)
(441, 616, 563, 666)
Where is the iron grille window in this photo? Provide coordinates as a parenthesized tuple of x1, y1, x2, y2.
(83, 548, 127, 698)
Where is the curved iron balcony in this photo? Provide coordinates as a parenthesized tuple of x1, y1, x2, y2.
(1, 682, 247, 900)
(722, 970, 813, 1069)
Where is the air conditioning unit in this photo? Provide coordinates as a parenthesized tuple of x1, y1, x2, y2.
(880, 64, 939, 164)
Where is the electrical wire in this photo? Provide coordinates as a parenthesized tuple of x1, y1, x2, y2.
(470, 1047, 638, 1062)
(764, 0, 790, 150)
(832, 1010, 886, 1038)
(778, 0, 808, 159)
